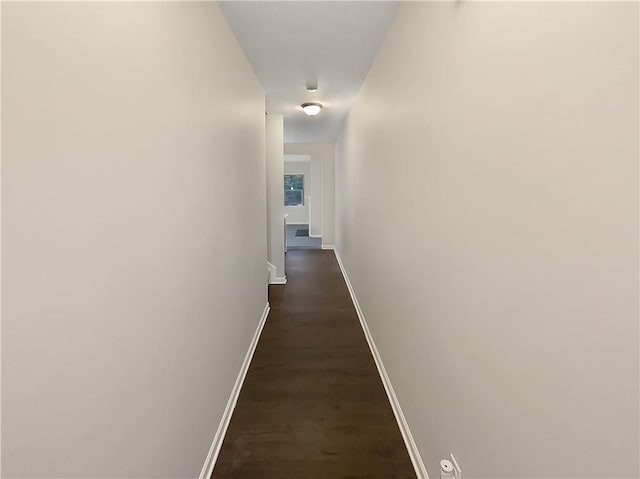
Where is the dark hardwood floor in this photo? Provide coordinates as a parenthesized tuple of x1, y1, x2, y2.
(212, 250, 416, 478)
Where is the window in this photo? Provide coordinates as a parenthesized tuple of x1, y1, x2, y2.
(284, 174, 304, 206)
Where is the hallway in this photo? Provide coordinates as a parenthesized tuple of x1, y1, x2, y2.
(213, 250, 415, 478)
(2, 2, 637, 478)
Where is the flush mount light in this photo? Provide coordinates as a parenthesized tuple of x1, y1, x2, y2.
(301, 102, 322, 116)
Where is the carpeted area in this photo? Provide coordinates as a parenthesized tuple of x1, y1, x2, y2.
(286, 224, 321, 249)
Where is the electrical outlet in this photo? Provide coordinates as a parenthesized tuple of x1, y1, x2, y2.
(440, 454, 462, 479)
(440, 459, 454, 479)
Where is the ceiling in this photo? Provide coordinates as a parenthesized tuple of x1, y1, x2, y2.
(219, 1, 399, 143)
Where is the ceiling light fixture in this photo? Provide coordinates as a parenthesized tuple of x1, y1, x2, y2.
(306, 85, 318, 92)
(301, 102, 322, 116)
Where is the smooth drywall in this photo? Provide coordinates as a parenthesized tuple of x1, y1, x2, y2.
(284, 160, 311, 225)
(320, 146, 335, 248)
(335, 2, 638, 478)
(284, 143, 335, 245)
(310, 153, 322, 237)
(266, 114, 285, 281)
(2, 2, 267, 477)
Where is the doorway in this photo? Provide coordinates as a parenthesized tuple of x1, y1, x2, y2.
(284, 154, 321, 250)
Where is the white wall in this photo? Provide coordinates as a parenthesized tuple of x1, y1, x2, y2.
(310, 154, 322, 237)
(320, 146, 335, 248)
(284, 160, 311, 225)
(285, 143, 335, 244)
(2, 3, 267, 477)
(266, 114, 285, 282)
(335, 2, 638, 478)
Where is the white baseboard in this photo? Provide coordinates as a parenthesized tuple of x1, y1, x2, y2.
(199, 303, 270, 479)
(266, 262, 286, 284)
(321, 244, 335, 250)
(331, 250, 429, 479)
